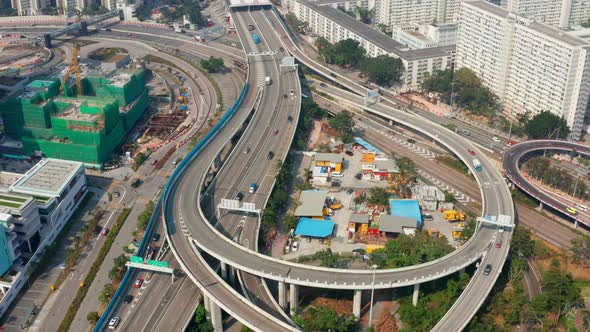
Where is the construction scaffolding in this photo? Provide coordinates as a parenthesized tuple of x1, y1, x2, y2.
(0, 68, 149, 166)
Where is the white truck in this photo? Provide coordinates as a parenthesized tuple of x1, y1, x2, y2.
(174, 27, 185, 33)
(265, 76, 271, 86)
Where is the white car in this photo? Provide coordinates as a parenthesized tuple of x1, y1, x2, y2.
(108, 317, 120, 329)
(292, 241, 299, 251)
(492, 136, 501, 143)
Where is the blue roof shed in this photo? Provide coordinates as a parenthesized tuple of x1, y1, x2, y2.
(389, 199, 422, 226)
(295, 218, 335, 238)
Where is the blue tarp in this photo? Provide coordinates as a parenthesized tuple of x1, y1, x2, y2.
(389, 199, 422, 225)
(354, 137, 381, 153)
(295, 218, 335, 238)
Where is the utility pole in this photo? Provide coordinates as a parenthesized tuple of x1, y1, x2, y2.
(368, 264, 378, 329)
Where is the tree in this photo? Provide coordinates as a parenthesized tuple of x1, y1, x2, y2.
(134, 4, 153, 21)
(370, 232, 454, 268)
(460, 220, 476, 242)
(99, 284, 115, 304)
(317, 39, 366, 68)
(367, 187, 389, 206)
(188, 303, 214, 332)
(524, 111, 570, 139)
(200, 56, 224, 73)
(285, 13, 302, 29)
(86, 311, 100, 325)
(571, 234, 590, 262)
(358, 8, 372, 24)
(283, 214, 299, 230)
(510, 226, 535, 259)
(397, 157, 416, 179)
(41, 5, 58, 15)
(295, 305, 357, 331)
(443, 190, 456, 203)
(329, 111, 355, 143)
(360, 55, 404, 87)
(533, 265, 583, 323)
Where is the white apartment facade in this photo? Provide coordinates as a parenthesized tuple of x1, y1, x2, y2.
(10, 0, 48, 16)
(504, 0, 590, 29)
(0, 159, 87, 318)
(293, 0, 455, 88)
(374, 0, 460, 28)
(457, 0, 590, 139)
(393, 23, 458, 49)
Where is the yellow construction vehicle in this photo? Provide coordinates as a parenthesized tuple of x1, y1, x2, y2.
(444, 210, 465, 222)
(60, 43, 83, 96)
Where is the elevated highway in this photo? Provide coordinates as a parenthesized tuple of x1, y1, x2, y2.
(503, 140, 590, 227)
(160, 6, 515, 332)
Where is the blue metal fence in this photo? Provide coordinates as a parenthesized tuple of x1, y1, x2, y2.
(94, 82, 249, 331)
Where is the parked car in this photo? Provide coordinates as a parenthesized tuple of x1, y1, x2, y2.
(345, 150, 353, 156)
(100, 228, 109, 237)
(483, 264, 492, 275)
(124, 295, 133, 304)
(113, 191, 120, 198)
(355, 173, 362, 180)
(108, 317, 120, 329)
(134, 278, 144, 288)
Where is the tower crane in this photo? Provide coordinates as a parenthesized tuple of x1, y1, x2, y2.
(60, 43, 83, 96)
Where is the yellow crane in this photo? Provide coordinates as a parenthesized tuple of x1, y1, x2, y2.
(60, 43, 83, 96)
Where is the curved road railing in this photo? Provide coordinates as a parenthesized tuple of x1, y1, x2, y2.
(503, 139, 590, 227)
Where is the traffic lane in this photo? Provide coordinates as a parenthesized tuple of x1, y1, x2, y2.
(152, 278, 201, 332)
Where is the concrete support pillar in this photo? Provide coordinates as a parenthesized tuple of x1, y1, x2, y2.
(412, 283, 420, 306)
(289, 283, 299, 316)
(389, 119, 393, 126)
(575, 219, 579, 228)
(229, 265, 236, 285)
(203, 294, 211, 319)
(353, 290, 362, 319)
(459, 267, 466, 275)
(220, 262, 227, 280)
(538, 202, 543, 210)
(278, 281, 287, 309)
(210, 300, 223, 332)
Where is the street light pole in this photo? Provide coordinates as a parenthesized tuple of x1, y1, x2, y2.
(368, 264, 377, 329)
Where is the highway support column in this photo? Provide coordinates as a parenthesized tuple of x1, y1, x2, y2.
(204, 294, 211, 319)
(353, 290, 362, 319)
(412, 284, 420, 306)
(229, 265, 236, 285)
(278, 281, 287, 309)
(220, 262, 228, 280)
(210, 301, 223, 332)
(289, 284, 299, 316)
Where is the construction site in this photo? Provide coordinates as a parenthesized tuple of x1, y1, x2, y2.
(0, 42, 193, 169)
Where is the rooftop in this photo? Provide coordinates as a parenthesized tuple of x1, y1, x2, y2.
(379, 215, 417, 233)
(389, 199, 422, 224)
(228, 0, 271, 7)
(350, 213, 369, 224)
(0, 193, 31, 210)
(314, 152, 343, 163)
(354, 138, 381, 153)
(108, 72, 133, 87)
(11, 158, 83, 197)
(295, 190, 328, 216)
(466, 0, 590, 48)
(295, 217, 335, 237)
(374, 159, 399, 172)
(302, 1, 455, 60)
(26, 80, 55, 90)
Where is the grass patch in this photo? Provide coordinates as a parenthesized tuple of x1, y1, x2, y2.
(0, 201, 23, 208)
(436, 155, 470, 175)
(513, 190, 538, 208)
(57, 208, 132, 332)
(88, 47, 127, 61)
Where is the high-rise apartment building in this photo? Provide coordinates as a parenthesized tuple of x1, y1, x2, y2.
(457, 0, 590, 139)
(374, 0, 460, 28)
(504, 0, 590, 28)
(10, 0, 48, 16)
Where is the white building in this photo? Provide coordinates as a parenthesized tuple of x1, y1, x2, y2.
(393, 23, 458, 49)
(293, 0, 455, 88)
(0, 159, 87, 318)
(10, 0, 48, 16)
(503, 0, 590, 29)
(457, 0, 590, 139)
(373, 0, 460, 29)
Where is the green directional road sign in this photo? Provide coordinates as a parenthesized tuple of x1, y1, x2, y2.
(147, 259, 169, 268)
(130, 256, 143, 264)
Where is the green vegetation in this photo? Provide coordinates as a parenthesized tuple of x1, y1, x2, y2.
(367, 187, 389, 206)
(310, 248, 348, 268)
(293, 99, 328, 150)
(523, 156, 588, 199)
(98, 283, 115, 305)
(108, 254, 128, 282)
(358, 8, 372, 24)
(0, 0, 16, 16)
(294, 305, 357, 331)
(200, 56, 224, 73)
(86, 311, 100, 325)
(0, 201, 23, 208)
(370, 232, 454, 269)
(421, 68, 496, 116)
(261, 157, 294, 242)
(398, 273, 471, 331)
(88, 47, 128, 61)
(571, 233, 590, 263)
(187, 302, 214, 332)
(524, 111, 570, 139)
(136, 1, 205, 25)
(285, 12, 305, 31)
(328, 110, 355, 143)
(436, 155, 469, 175)
(460, 220, 476, 242)
(58, 208, 131, 332)
(137, 200, 155, 231)
(283, 214, 299, 231)
(443, 190, 456, 203)
(359, 55, 404, 87)
(316, 38, 366, 68)
(41, 6, 59, 15)
(582, 18, 590, 28)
